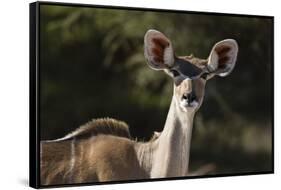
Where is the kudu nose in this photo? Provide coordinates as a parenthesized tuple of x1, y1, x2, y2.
(182, 91, 197, 104)
(177, 78, 197, 104)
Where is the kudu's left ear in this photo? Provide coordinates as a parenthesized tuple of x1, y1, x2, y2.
(207, 39, 238, 77)
(144, 29, 175, 70)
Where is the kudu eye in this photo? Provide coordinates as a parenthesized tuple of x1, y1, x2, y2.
(170, 69, 180, 77)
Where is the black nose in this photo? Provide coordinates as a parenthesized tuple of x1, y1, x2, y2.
(182, 92, 196, 103)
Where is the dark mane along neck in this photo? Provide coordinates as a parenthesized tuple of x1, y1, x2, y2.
(46, 118, 131, 142)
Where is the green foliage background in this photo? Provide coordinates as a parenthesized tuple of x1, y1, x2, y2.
(39, 4, 273, 175)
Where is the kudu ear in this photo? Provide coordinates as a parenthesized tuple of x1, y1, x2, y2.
(144, 29, 175, 70)
(207, 39, 238, 77)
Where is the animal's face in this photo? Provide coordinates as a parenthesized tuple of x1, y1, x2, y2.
(170, 59, 207, 112)
(162, 55, 208, 112)
(144, 29, 238, 112)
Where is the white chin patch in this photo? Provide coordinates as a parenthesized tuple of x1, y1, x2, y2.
(180, 100, 199, 112)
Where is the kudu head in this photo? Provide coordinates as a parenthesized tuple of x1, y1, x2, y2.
(144, 29, 238, 113)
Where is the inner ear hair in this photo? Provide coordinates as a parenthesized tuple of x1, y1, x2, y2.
(151, 37, 172, 66)
(144, 30, 175, 70)
(215, 45, 231, 69)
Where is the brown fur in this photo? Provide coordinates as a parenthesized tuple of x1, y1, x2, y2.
(56, 118, 131, 141)
(179, 55, 208, 69)
(40, 118, 148, 185)
(41, 136, 148, 185)
(215, 46, 231, 67)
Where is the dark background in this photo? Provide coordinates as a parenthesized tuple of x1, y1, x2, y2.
(39, 4, 273, 175)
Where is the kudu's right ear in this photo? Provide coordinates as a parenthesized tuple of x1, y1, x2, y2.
(144, 30, 175, 70)
(207, 39, 238, 77)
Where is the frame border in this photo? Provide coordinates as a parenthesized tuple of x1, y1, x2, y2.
(29, 1, 274, 189)
(30, 2, 41, 188)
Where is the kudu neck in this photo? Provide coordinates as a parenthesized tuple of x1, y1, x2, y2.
(161, 95, 195, 137)
(148, 95, 196, 177)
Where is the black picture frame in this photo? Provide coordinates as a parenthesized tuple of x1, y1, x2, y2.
(30, 1, 274, 188)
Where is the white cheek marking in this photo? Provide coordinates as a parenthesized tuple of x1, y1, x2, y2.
(180, 101, 188, 112)
(190, 101, 199, 107)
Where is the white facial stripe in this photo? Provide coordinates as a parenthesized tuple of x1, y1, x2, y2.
(68, 138, 76, 182)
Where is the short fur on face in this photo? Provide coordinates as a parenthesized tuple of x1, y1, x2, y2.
(144, 30, 238, 112)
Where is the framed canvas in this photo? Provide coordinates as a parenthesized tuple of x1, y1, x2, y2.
(29, 1, 274, 188)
